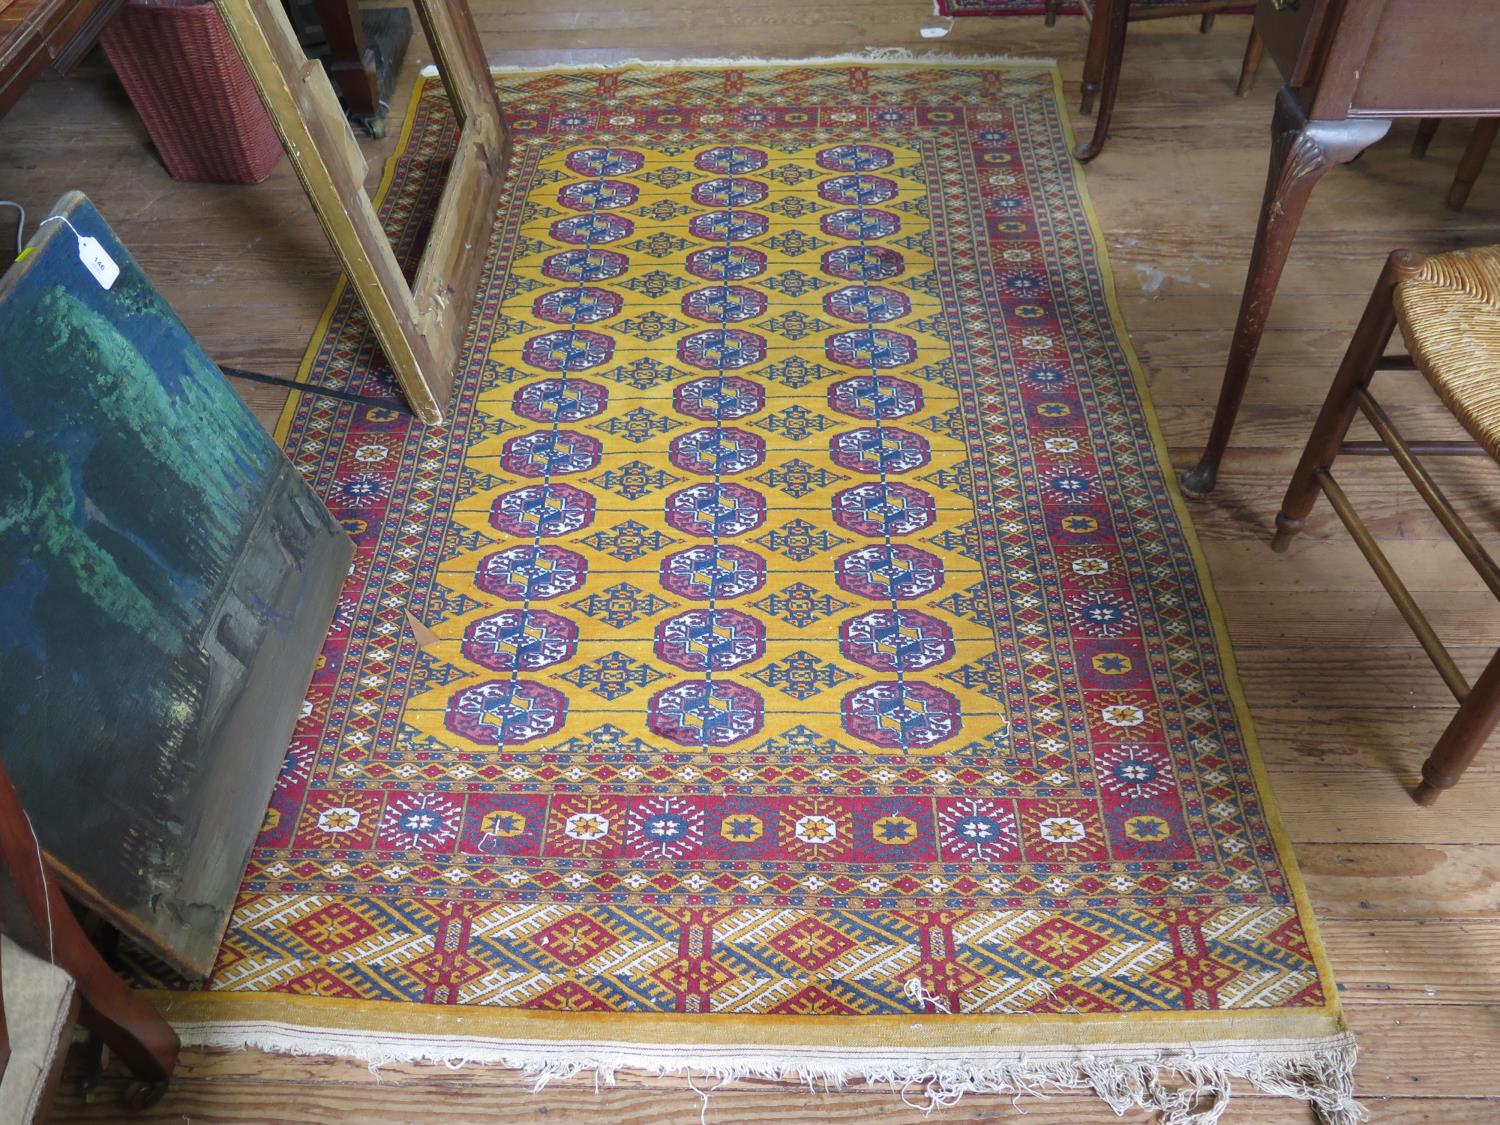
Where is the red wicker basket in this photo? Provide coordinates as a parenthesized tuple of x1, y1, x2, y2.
(101, 0, 283, 184)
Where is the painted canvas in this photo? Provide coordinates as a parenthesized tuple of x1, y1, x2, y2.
(0, 191, 352, 976)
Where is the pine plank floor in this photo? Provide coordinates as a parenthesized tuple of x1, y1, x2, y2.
(3, 3, 1498, 1120)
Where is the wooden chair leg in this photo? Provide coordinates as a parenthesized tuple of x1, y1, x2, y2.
(0, 767, 179, 1088)
(1236, 25, 1263, 98)
(1199, 11, 1215, 33)
(1272, 250, 1424, 550)
(1044, 0, 1059, 28)
(1411, 117, 1441, 158)
(1078, 0, 1111, 115)
(1447, 118, 1499, 211)
(1074, 0, 1127, 161)
(1416, 644, 1500, 803)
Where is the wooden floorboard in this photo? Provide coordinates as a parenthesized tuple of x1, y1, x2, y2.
(4, 2, 1498, 1120)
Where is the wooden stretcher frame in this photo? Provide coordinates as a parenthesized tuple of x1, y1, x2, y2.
(215, 0, 507, 424)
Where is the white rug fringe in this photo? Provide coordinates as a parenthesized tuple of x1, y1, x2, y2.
(174, 1019, 1364, 1125)
(419, 49, 1057, 79)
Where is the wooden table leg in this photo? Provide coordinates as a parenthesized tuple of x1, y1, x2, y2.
(1178, 87, 1390, 496)
(311, 0, 379, 117)
(1074, 0, 1128, 162)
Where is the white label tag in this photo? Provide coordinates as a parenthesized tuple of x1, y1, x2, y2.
(77, 235, 119, 290)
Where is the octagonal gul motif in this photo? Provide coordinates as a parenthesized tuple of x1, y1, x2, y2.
(669, 426, 765, 475)
(677, 328, 766, 370)
(445, 680, 568, 745)
(823, 285, 911, 324)
(550, 213, 634, 245)
(541, 249, 630, 283)
(462, 609, 578, 671)
(648, 681, 764, 746)
(659, 545, 766, 600)
(827, 375, 924, 420)
(839, 609, 954, 672)
(693, 145, 769, 174)
(691, 177, 770, 207)
(666, 483, 766, 537)
(557, 178, 638, 211)
(688, 209, 771, 242)
(828, 427, 930, 474)
(834, 543, 944, 600)
(522, 330, 615, 372)
(685, 246, 768, 282)
(655, 608, 766, 671)
(825, 328, 918, 369)
(475, 545, 588, 601)
(681, 285, 767, 323)
(501, 429, 603, 476)
(821, 246, 906, 283)
(532, 287, 623, 325)
(489, 483, 595, 537)
(841, 681, 961, 749)
(512, 378, 609, 423)
(833, 482, 935, 537)
(673, 376, 765, 420)
(816, 143, 895, 172)
(817, 173, 898, 205)
(820, 208, 901, 241)
(564, 147, 645, 176)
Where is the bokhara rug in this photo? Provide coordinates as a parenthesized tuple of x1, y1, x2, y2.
(147, 59, 1359, 1120)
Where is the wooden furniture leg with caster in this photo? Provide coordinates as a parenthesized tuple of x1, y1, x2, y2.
(1272, 245, 1500, 803)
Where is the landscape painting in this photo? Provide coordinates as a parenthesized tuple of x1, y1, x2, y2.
(0, 192, 352, 976)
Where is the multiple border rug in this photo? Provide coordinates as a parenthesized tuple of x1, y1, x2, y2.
(145, 58, 1359, 1121)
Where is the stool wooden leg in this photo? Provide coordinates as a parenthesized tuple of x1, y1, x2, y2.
(1236, 25, 1263, 98)
(1044, 0, 1059, 28)
(1199, 11, 1216, 33)
(1272, 250, 1423, 551)
(1447, 118, 1499, 212)
(1416, 646, 1500, 803)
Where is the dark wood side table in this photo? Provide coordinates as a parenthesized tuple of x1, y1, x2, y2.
(1180, 0, 1500, 496)
(0, 0, 123, 120)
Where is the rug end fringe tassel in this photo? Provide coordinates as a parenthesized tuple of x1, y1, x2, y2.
(418, 50, 1059, 79)
(174, 1022, 1365, 1125)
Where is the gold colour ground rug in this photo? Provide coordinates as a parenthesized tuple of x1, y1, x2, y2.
(145, 59, 1361, 1121)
